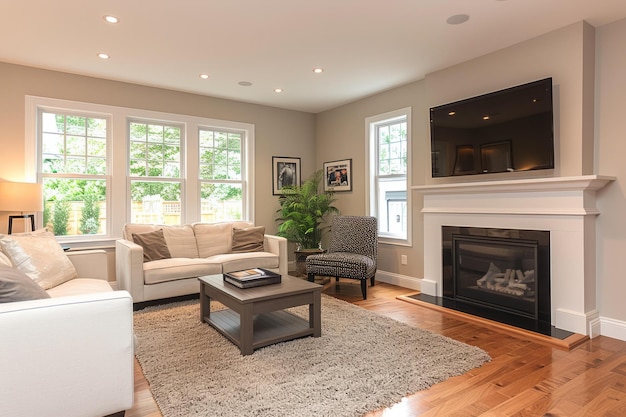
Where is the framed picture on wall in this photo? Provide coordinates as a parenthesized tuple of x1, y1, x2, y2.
(323, 158, 352, 192)
(272, 156, 301, 195)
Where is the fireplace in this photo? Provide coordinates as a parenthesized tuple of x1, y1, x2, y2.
(413, 175, 614, 337)
(442, 227, 551, 329)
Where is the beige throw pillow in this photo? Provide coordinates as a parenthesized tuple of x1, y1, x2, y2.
(132, 229, 172, 262)
(0, 230, 77, 290)
(232, 226, 265, 253)
(194, 222, 233, 258)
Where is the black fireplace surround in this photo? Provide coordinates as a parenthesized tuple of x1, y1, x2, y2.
(439, 226, 560, 336)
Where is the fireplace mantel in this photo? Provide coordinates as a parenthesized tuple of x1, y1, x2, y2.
(412, 175, 615, 195)
(413, 175, 615, 337)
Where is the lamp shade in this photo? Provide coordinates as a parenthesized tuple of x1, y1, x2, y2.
(0, 182, 44, 213)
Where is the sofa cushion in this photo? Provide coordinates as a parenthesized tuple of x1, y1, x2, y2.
(213, 252, 280, 273)
(122, 223, 158, 241)
(0, 230, 77, 290)
(143, 258, 222, 285)
(161, 225, 198, 258)
(133, 229, 172, 262)
(0, 265, 51, 303)
(46, 278, 113, 298)
(232, 226, 265, 253)
(193, 222, 234, 258)
(124, 223, 199, 258)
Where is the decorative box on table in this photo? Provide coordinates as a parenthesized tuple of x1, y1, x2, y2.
(223, 268, 281, 289)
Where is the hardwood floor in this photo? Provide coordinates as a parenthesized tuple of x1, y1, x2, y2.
(127, 280, 626, 417)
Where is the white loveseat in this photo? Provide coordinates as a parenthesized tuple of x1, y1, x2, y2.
(0, 248, 134, 417)
(116, 221, 288, 303)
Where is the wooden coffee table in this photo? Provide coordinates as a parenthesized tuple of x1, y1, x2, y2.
(199, 274, 322, 355)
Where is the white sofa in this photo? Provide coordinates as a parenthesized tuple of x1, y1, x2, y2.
(0, 249, 134, 417)
(116, 221, 288, 303)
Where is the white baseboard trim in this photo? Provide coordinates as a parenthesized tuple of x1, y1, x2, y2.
(375, 270, 421, 291)
(599, 316, 626, 342)
(589, 315, 602, 339)
(555, 308, 595, 336)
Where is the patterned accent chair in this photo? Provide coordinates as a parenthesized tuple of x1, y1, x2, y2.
(306, 216, 378, 299)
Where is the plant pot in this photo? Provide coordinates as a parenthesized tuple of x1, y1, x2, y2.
(294, 248, 325, 277)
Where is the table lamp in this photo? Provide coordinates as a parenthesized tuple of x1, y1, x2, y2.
(0, 182, 44, 234)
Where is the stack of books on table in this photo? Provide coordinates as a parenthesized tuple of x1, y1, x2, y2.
(223, 268, 281, 289)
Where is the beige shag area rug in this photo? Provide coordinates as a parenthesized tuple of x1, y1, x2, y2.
(133, 295, 490, 417)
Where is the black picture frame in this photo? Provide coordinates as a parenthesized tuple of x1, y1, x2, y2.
(272, 156, 301, 195)
(323, 158, 352, 192)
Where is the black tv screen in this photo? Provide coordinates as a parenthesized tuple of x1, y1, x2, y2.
(430, 78, 554, 178)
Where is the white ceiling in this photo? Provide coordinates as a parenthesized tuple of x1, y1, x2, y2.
(2, 0, 626, 113)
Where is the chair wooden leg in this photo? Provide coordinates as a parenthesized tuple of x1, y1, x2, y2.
(307, 273, 315, 282)
(370, 275, 375, 286)
(360, 279, 367, 300)
(335, 277, 340, 290)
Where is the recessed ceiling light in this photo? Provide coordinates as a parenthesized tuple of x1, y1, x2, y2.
(446, 14, 470, 25)
(448, 111, 456, 116)
(482, 115, 490, 120)
(104, 15, 119, 24)
(238, 81, 253, 87)
(199, 74, 209, 79)
(274, 88, 283, 93)
(313, 68, 324, 74)
(97, 53, 110, 60)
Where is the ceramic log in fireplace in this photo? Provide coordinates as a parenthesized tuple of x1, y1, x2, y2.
(442, 226, 551, 329)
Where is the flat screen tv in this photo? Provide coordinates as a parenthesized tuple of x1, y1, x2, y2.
(430, 78, 554, 178)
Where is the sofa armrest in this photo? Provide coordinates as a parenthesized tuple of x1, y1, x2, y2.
(66, 249, 108, 280)
(0, 291, 134, 417)
(264, 234, 288, 276)
(116, 239, 146, 302)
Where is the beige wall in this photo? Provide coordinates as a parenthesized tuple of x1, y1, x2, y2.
(0, 62, 316, 235)
(595, 18, 626, 328)
(2, 17, 626, 332)
(316, 19, 626, 333)
(316, 81, 427, 277)
(315, 22, 596, 279)
(424, 21, 595, 181)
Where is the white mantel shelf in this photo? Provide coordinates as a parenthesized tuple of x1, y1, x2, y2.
(412, 175, 616, 195)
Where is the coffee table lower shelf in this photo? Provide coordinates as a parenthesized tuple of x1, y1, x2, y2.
(204, 309, 315, 352)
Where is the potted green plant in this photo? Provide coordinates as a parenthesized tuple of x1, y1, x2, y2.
(275, 169, 339, 275)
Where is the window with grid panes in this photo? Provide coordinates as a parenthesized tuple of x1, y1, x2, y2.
(128, 120, 183, 225)
(367, 108, 411, 243)
(39, 111, 108, 237)
(199, 128, 244, 221)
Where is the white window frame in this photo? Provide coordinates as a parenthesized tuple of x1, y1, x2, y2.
(365, 107, 412, 246)
(127, 118, 186, 225)
(198, 125, 249, 222)
(25, 96, 255, 244)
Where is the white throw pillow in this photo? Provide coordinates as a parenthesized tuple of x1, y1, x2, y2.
(0, 251, 12, 267)
(0, 231, 77, 290)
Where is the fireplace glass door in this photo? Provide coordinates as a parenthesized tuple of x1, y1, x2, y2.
(453, 235, 538, 319)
